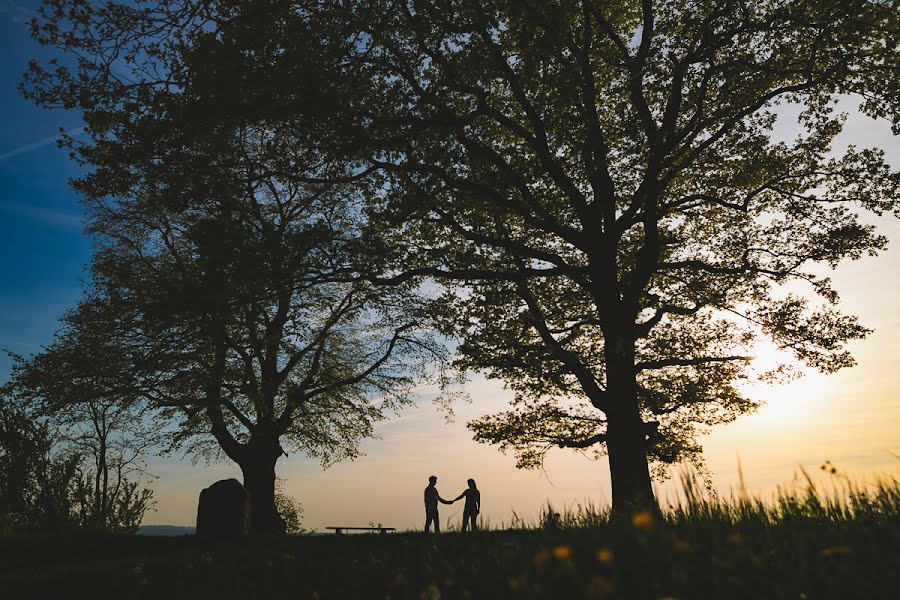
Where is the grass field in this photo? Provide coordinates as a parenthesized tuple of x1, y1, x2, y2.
(1, 472, 898, 599)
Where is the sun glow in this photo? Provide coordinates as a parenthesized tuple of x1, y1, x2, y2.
(739, 339, 830, 427)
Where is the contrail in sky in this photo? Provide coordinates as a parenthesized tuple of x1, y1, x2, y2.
(0, 127, 85, 162)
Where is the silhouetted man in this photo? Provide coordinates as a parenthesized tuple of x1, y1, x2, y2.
(424, 475, 452, 533)
(452, 478, 481, 531)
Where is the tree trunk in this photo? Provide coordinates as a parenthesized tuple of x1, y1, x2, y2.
(605, 396, 655, 512)
(239, 435, 285, 534)
(604, 331, 656, 514)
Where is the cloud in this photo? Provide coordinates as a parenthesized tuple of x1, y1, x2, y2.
(0, 127, 85, 163)
(0, 0, 35, 24)
(0, 201, 82, 230)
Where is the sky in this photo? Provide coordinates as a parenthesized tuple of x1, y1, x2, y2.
(1, 2, 898, 533)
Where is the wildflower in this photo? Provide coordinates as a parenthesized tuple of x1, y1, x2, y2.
(586, 576, 615, 597)
(421, 583, 441, 600)
(533, 548, 551, 570)
(508, 575, 528, 591)
(553, 545, 573, 560)
(726, 532, 743, 545)
(631, 510, 655, 531)
(462, 589, 472, 599)
(596, 548, 615, 564)
(388, 574, 408, 591)
(132, 565, 143, 575)
(820, 546, 851, 557)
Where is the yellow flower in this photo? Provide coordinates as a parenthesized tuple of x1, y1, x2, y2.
(533, 548, 551, 570)
(508, 575, 528, 591)
(388, 573, 408, 591)
(420, 583, 441, 600)
(595, 548, 615, 564)
(820, 546, 851, 557)
(586, 575, 615, 597)
(631, 510, 655, 531)
(726, 532, 743, 545)
(553, 545, 574, 560)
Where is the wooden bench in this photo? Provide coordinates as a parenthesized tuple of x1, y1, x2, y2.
(325, 526, 396, 535)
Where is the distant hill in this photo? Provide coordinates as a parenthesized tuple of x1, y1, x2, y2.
(138, 525, 195, 536)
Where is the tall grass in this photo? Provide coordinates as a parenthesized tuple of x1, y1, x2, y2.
(525, 463, 900, 530)
(1, 466, 898, 599)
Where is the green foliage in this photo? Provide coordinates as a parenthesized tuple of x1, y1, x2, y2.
(340, 0, 900, 485)
(7, 307, 160, 532)
(0, 399, 78, 532)
(70, 472, 156, 535)
(0, 395, 155, 534)
(274, 479, 304, 535)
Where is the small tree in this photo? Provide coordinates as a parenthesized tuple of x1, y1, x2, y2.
(9, 300, 159, 531)
(0, 397, 82, 532)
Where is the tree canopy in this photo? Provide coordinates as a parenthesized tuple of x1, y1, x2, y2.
(21, 0, 450, 531)
(328, 0, 898, 507)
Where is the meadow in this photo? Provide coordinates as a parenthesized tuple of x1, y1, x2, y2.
(1, 472, 898, 600)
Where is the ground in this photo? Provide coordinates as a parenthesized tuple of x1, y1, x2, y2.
(1, 498, 898, 599)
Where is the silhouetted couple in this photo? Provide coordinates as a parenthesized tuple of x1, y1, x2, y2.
(424, 475, 480, 533)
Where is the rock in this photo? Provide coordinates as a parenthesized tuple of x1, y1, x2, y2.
(196, 478, 251, 538)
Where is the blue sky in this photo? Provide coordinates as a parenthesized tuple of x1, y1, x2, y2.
(0, 1, 90, 377)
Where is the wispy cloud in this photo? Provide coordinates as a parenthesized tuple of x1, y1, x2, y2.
(0, 0, 36, 24)
(0, 127, 85, 163)
(0, 201, 82, 230)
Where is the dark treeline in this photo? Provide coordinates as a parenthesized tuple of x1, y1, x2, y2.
(3, 0, 898, 532)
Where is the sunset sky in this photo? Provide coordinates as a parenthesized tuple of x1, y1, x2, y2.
(1, 1, 898, 532)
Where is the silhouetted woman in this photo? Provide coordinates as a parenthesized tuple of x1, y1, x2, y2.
(452, 478, 481, 531)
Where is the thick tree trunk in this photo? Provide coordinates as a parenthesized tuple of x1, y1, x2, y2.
(604, 331, 656, 514)
(605, 397, 655, 511)
(239, 435, 285, 534)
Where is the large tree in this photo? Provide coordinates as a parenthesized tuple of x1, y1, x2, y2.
(343, 0, 899, 509)
(77, 135, 441, 532)
(23, 0, 900, 512)
(22, 1, 447, 532)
